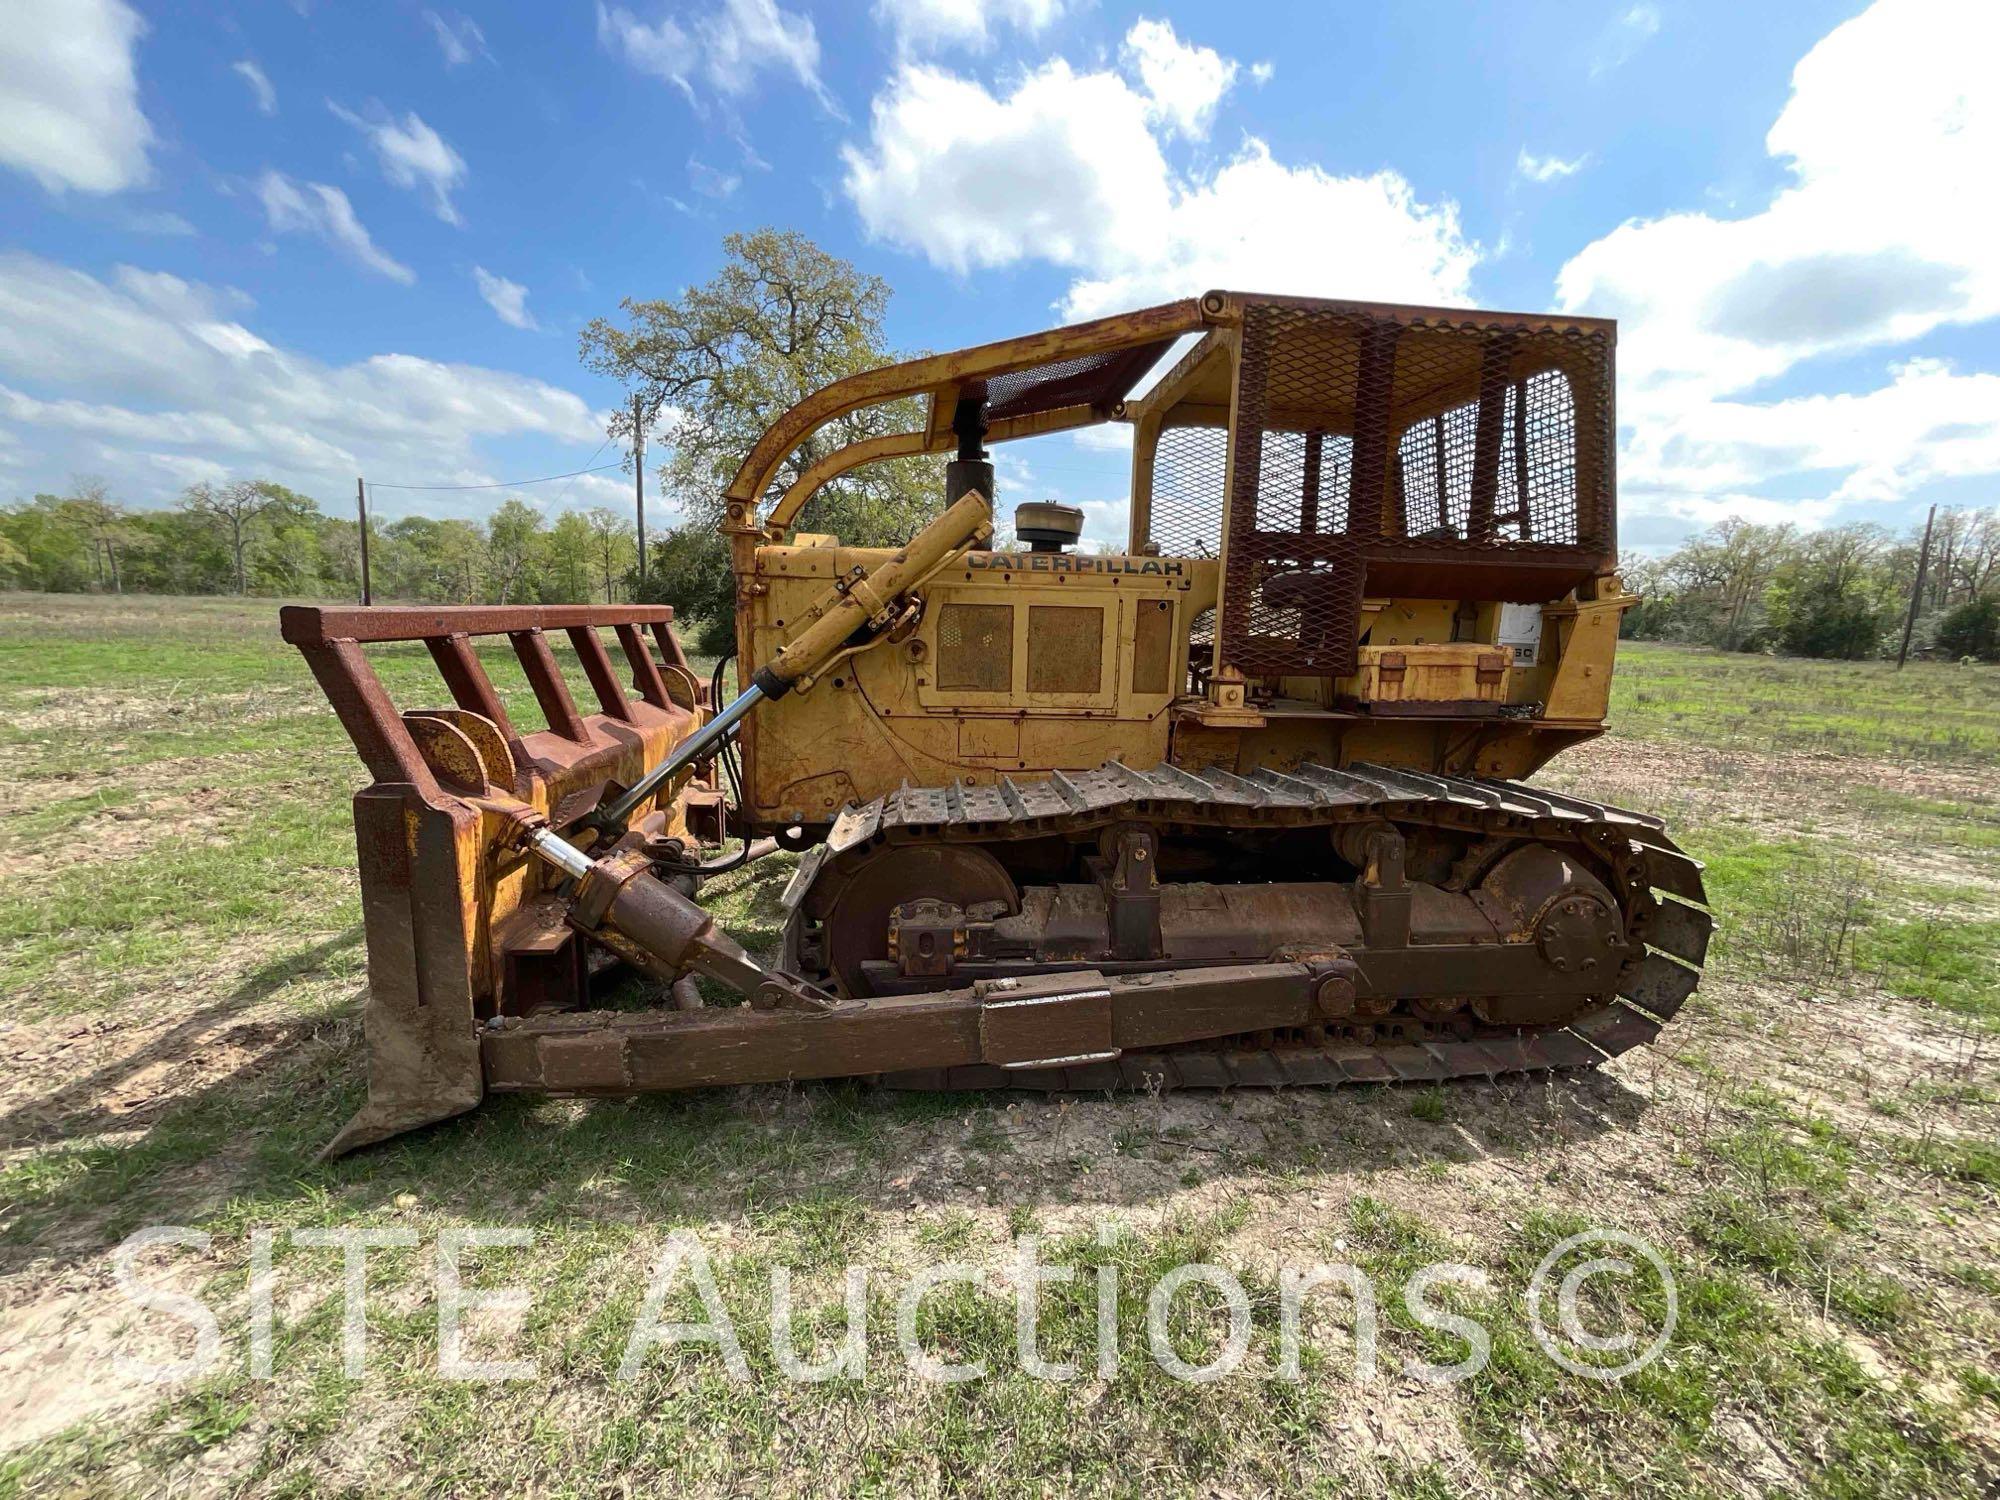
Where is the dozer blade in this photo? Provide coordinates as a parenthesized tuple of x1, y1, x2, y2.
(284, 604, 708, 1155)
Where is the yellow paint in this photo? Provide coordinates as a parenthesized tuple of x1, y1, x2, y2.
(723, 289, 1633, 825)
(740, 534, 1631, 821)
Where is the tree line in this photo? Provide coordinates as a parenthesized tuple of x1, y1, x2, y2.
(1620, 509, 2000, 661)
(4, 226, 1994, 664)
(0, 482, 640, 610)
(0, 231, 942, 657)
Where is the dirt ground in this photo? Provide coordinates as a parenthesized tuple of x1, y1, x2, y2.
(1, 605, 1996, 1496)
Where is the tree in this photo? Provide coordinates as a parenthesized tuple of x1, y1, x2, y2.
(579, 228, 943, 633)
(1935, 596, 2000, 661)
(1767, 525, 1894, 659)
(642, 523, 737, 654)
(0, 495, 93, 591)
(485, 498, 544, 603)
(541, 512, 596, 603)
(247, 486, 330, 596)
(63, 478, 137, 593)
(432, 519, 489, 603)
(182, 479, 287, 594)
(1613, 512, 2000, 660)
(126, 506, 230, 594)
(584, 508, 635, 602)
(1951, 509, 2000, 602)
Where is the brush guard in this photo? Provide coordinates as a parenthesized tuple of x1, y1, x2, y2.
(282, 604, 707, 1155)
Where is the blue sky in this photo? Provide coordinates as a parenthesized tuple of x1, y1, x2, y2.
(3, 0, 1995, 552)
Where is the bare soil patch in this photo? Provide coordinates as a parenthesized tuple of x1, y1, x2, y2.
(1539, 733, 2000, 897)
(1, 684, 322, 741)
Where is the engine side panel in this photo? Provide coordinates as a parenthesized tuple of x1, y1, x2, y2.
(738, 542, 1630, 831)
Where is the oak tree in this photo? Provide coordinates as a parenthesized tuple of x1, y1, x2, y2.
(579, 229, 940, 647)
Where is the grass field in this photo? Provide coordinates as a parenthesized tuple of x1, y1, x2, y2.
(1, 593, 1996, 1497)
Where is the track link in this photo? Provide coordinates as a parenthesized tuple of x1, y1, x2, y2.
(785, 760, 1712, 1092)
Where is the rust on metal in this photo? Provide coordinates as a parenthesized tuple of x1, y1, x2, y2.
(282, 600, 702, 1153)
(509, 628, 592, 743)
(293, 288, 1711, 1159)
(280, 602, 676, 645)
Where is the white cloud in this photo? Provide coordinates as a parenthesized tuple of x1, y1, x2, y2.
(0, 0, 153, 194)
(551, 468, 680, 523)
(0, 252, 602, 512)
(1515, 147, 1587, 183)
(424, 9, 492, 67)
(118, 208, 197, 236)
(596, 6, 692, 98)
(232, 59, 277, 116)
(700, 0, 829, 103)
(874, 0, 1065, 54)
(329, 103, 469, 224)
(842, 56, 1476, 318)
(844, 60, 1171, 278)
(596, 0, 836, 112)
(1557, 0, 2000, 522)
(1592, 4, 1660, 78)
(473, 266, 537, 330)
(255, 172, 415, 284)
(1067, 145, 1476, 320)
(1121, 19, 1236, 140)
(1625, 359, 2000, 519)
(686, 156, 740, 198)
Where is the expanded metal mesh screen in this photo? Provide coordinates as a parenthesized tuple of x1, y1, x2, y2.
(1394, 369, 1579, 544)
(1149, 424, 1228, 557)
(984, 340, 1179, 423)
(1187, 301, 1613, 679)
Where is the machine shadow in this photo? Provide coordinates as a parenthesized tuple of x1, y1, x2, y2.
(322, 1058, 1653, 1227)
(0, 927, 365, 1152)
(4, 1005, 1649, 1286)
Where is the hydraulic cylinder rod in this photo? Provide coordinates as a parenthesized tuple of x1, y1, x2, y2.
(590, 489, 992, 836)
(521, 823, 836, 1011)
(590, 681, 765, 834)
(522, 824, 598, 880)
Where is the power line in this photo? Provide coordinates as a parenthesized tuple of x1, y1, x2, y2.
(365, 460, 624, 493)
(540, 433, 616, 515)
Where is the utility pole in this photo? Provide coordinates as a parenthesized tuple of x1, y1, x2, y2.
(356, 477, 373, 606)
(633, 394, 647, 592)
(1896, 502, 1936, 669)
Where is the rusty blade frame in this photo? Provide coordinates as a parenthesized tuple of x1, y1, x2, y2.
(284, 601, 706, 1155)
(281, 603, 696, 794)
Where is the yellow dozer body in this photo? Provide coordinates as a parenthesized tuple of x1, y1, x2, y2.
(292, 291, 1710, 1153)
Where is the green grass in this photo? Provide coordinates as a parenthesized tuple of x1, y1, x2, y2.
(1687, 1111, 1914, 1335)
(1342, 1198, 1968, 1497)
(1612, 641, 2000, 766)
(1, 594, 1997, 1497)
(0, 594, 719, 1013)
(17, 1198, 1973, 1499)
(1845, 787, 2000, 854)
(1686, 826, 1999, 1023)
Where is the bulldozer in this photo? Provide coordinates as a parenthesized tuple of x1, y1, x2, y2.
(285, 290, 1711, 1155)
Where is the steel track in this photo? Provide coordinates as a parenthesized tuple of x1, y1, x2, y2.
(784, 760, 1712, 1092)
